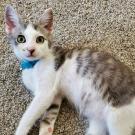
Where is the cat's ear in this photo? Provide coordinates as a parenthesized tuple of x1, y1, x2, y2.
(39, 8, 53, 32)
(5, 5, 21, 35)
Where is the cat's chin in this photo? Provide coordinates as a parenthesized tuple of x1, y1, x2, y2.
(24, 56, 40, 61)
(23, 54, 41, 61)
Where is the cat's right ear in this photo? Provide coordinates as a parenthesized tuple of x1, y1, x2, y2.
(5, 5, 21, 35)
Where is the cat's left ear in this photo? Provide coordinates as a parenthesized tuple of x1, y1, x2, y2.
(39, 8, 53, 32)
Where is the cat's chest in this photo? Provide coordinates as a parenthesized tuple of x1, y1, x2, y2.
(22, 59, 56, 95)
(22, 69, 35, 94)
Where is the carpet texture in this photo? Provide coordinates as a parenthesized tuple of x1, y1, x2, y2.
(1, 0, 135, 135)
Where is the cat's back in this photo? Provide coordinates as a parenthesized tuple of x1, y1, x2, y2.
(59, 47, 135, 108)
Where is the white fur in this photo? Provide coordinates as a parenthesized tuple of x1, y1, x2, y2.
(106, 99, 135, 135)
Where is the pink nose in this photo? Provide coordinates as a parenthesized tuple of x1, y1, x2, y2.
(28, 49, 35, 55)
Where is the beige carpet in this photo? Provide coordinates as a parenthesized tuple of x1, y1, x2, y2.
(1, 0, 135, 135)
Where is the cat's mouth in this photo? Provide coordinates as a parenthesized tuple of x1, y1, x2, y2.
(27, 54, 35, 57)
(24, 53, 37, 60)
(25, 55, 39, 61)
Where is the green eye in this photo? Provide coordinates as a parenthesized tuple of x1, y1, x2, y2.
(36, 36, 45, 43)
(17, 35, 26, 43)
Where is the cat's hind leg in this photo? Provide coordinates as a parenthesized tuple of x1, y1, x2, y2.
(86, 119, 107, 135)
(39, 94, 62, 135)
(107, 101, 135, 135)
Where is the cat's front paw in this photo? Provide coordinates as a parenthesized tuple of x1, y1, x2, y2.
(39, 127, 53, 135)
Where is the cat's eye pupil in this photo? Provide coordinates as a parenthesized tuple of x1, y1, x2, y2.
(17, 35, 26, 43)
(36, 36, 44, 43)
(20, 37, 23, 42)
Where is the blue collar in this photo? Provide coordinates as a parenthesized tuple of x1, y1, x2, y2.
(20, 60, 39, 70)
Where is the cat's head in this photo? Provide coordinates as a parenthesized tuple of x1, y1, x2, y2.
(5, 5, 53, 61)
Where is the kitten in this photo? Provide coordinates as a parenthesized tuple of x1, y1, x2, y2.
(5, 5, 62, 135)
(5, 5, 135, 135)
